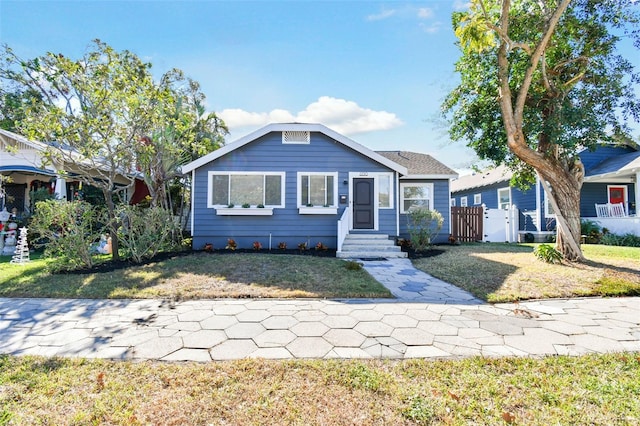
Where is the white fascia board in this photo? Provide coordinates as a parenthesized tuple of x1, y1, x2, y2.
(0, 128, 48, 151)
(180, 122, 409, 176)
(401, 174, 459, 180)
(584, 167, 640, 182)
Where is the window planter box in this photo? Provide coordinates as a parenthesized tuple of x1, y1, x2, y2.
(216, 207, 274, 216)
(298, 207, 338, 215)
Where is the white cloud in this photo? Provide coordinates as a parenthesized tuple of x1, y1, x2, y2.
(453, 0, 471, 11)
(420, 21, 443, 34)
(417, 8, 434, 19)
(366, 9, 396, 21)
(218, 96, 403, 137)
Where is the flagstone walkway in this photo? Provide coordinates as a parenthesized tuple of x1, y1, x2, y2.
(1, 258, 639, 361)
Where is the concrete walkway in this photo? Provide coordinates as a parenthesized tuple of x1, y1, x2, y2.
(0, 259, 639, 361)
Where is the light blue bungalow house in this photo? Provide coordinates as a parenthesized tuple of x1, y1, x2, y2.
(181, 123, 458, 257)
(450, 143, 640, 240)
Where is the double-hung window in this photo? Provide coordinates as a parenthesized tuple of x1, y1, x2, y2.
(298, 172, 338, 207)
(498, 187, 511, 210)
(208, 172, 285, 207)
(400, 182, 433, 213)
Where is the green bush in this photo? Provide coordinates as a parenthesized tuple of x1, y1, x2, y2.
(533, 244, 563, 264)
(581, 220, 603, 244)
(29, 200, 105, 271)
(117, 205, 182, 263)
(600, 233, 640, 247)
(406, 208, 443, 252)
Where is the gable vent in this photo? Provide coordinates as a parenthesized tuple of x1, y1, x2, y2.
(282, 131, 310, 144)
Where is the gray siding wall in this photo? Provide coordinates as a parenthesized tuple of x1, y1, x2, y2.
(398, 179, 451, 244)
(191, 131, 396, 250)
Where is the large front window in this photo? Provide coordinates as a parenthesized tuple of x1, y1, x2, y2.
(208, 172, 285, 207)
(400, 182, 433, 213)
(298, 172, 337, 207)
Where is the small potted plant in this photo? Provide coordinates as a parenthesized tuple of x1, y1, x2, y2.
(252, 241, 262, 251)
(242, 203, 251, 208)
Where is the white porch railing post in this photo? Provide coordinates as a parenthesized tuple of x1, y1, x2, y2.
(337, 206, 351, 252)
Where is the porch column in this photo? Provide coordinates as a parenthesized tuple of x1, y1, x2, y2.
(635, 171, 640, 216)
(54, 174, 67, 200)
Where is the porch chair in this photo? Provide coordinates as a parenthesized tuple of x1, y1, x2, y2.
(609, 202, 627, 217)
(595, 202, 627, 218)
(595, 203, 610, 218)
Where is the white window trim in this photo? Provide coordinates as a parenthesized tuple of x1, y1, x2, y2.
(460, 196, 468, 207)
(497, 187, 511, 210)
(450, 198, 456, 207)
(297, 172, 339, 212)
(207, 171, 286, 208)
(375, 172, 394, 209)
(400, 182, 434, 214)
(473, 193, 481, 205)
(543, 189, 556, 218)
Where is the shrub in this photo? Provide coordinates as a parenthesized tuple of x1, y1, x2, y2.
(344, 260, 363, 271)
(581, 220, 603, 244)
(533, 244, 563, 264)
(315, 241, 328, 251)
(600, 233, 640, 247)
(116, 205, 182, 263)
(406, 208, 443, 252)
(298, 242, 307, 251)
(278, 241, 287, 250)
(29, 199, 105, 271)
(225, 239, 237, 250)
(252, 241, 262, 251)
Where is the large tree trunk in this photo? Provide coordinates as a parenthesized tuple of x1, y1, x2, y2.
(537, 168, 585, 262)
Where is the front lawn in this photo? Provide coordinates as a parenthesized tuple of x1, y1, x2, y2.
(1, 354, 638, 425)
(0, 252, 391, 299)
(412, 243, 640, 302)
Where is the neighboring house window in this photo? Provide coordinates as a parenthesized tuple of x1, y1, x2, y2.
(544, 193, 556, 217)
(450, 198, 456, 207)
(297, 172, 338, 207)
(460, 196, 468, 207)
(282, 131, 310, 144)
(378, 174, 393, 208)
(401, 182, 433, 213)
(473, 193, 481, 205)
(498, 187, 511, 210)
(208, 172, 285, 207)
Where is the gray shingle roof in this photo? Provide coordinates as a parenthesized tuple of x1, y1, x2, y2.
(375, 151, 458, 178)
(450, 165, 512, 193)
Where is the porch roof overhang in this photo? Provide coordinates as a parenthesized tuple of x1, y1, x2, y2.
(0, 165, 57, 176)
(401, 174, 459, 180)
(181, 123, 408, 176)
(583, 167, 640, 184)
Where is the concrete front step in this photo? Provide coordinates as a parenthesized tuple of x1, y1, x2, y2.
(338, 233, 407, 259)
(337, 250, 407, 259)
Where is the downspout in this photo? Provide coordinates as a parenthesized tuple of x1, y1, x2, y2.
(635, 171, 640, 216)
(190, 170, 195, 237)
(535, 175, 542, 232)
(395, 172, 400, 237)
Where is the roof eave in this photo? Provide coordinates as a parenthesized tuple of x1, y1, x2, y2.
(401, 174, 459, 180)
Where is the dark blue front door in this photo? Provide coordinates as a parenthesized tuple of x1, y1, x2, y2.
(353, 178, 374, 229)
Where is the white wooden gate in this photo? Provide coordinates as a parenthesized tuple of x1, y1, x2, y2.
(483, 205, 518, 243)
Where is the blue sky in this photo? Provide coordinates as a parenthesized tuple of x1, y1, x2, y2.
(1, 1, 638, 172)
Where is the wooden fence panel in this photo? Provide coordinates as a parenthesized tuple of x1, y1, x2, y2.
(451, 206, 483, 242)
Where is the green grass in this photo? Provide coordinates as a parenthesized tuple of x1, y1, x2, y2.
(0, 252, 391, 299)
(413, 243, 640, 302)
(0, 353, 638, 425)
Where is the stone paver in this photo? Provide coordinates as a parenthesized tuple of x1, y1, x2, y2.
(0, 257, 639, 362)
